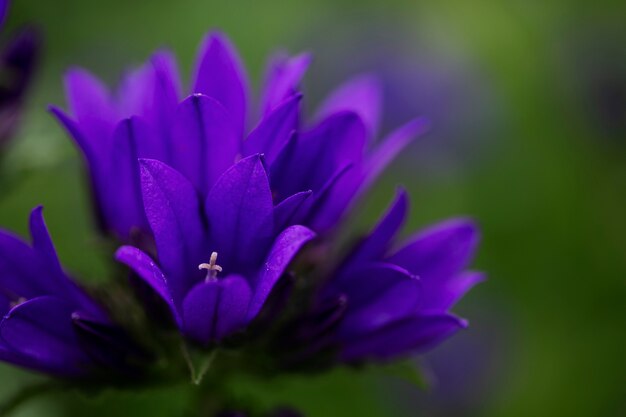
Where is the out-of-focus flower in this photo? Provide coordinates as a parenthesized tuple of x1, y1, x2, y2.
(115, 155, 315, 345)
(280, 190, 483, 364)
(303, 18, 501, 175)
(0, 0, 40, 149)
(0, 207, 144, 378)
(51, 31, 426, 241)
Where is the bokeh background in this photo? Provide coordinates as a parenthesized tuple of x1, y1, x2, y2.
(1, 0, 625, 416)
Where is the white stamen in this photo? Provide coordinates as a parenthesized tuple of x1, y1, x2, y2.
(198, 251, 222, 281)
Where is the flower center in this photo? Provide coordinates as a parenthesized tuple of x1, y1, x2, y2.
(198, 251, 223, 282)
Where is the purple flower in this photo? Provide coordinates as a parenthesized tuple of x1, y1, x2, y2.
(50, 31, 426, 241)
(115, 155, 315, 345)
(292, 190, 483, 363)
(0, 0, 40, 148)
(0, 207, 143, 378)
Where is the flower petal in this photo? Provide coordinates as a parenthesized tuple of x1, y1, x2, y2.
(115, 245, 181, 324)
(247, 225, 315, 321)
(363, 117, 429, 190)
(245, 93, 301, 163)
(388, 218, 480, 310)
(106, 117, 148, 238)
(316, 74, 382, 137)
(139, 159, 206, 301)
(182, 275, 252, 344)
(273, 190, 312, 232)
(340, 313, 467, 362)
(261, 52, 311, 114)
(205, 154, 274, 271)
(0, 296, 91, 376)
(424, 271, 486, 312)
(270, 111, 367, 200)
(171, 94, 239, 194)
(28, 206, 62, 274)
(192, 32, 248, 137)
(64, 68, 116, 124)
(344, 189, 409, 267)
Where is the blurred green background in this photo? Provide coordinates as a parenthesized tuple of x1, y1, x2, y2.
(0, 0, 624, 416)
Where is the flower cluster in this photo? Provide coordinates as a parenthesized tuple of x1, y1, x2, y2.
(0, 25, 483, 416)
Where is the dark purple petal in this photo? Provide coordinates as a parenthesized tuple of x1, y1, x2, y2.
(28, 206, 62, 274)
(270, 111, 367, 201)
(0, 228, 53, 302)
(422, 271, 486, 312)
(48, 106, 99, 172)
(181, 280, 218, 344)
(213, 275, 252, 339)
(327, 262, 417, 313)
(261, 52, 311, 114)
(139, 159, 206, 301)
(0, 296, 92, 376)
(106, 118, 147, 239)
(316, 74, 382, 136)
(182, 275, 252, 344)
(192, 32, 248, 137)
(388, 218, 480, 310)
(300, 163, 354, 231)
(247, 225, 315, 321)
(116, 50, 181, 164)
(344, 189, 409, 268)
(115, 245, 181, 325)
(171, 94, 239, 194)
(205, 154, 274, 271)
(273, 190, 312, 232)
(340, 313, 467, 362)
(244, 94, 301, 163)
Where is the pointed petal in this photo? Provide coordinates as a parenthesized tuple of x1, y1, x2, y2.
(115, 246, 180, 324)
(261, 52, 311, 114)
(273, 190, 312, 232)
(424, 271, 486, 312)
(247, 225, 315, 320)
(64, 68, 115, 123)
(205, 155, 274, 270)
(28, 206, 62, 274)
(316, 74, 382, 136)
(327, 262, 417, 313)
(245, 94, 301, 163)
(304, 163, 356, 232)
(0, 296, 91, 375)
(192, 32, 248, 137)
(48, 106, 99, 170)
(363, 117, 429, 190)
(270, 111, 367, 199)
(345, 189, 409, 267)
(334, 264, 421, 339)
(0, 228, 51, 300)
(171, 94, 239, 194)
(388, 219, 480, 310)
(340, 313, 467, 362)
(106, 118, 148, 238)
(139, 159, 206, 300)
